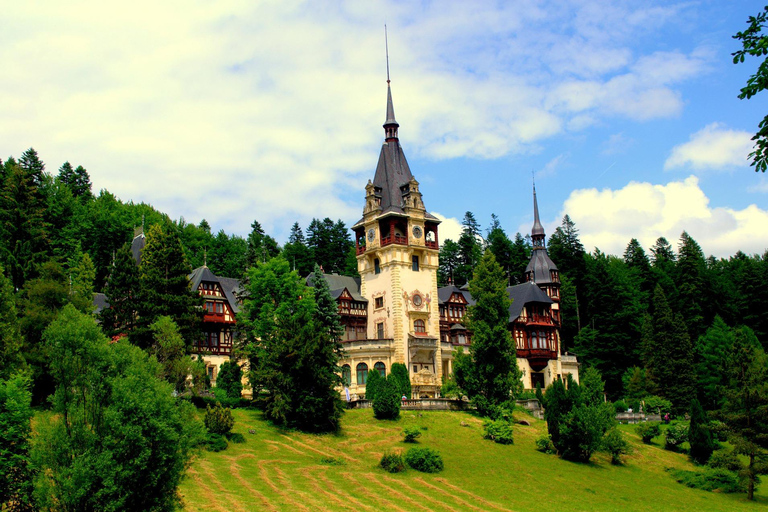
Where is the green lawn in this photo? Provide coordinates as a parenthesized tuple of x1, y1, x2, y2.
(179, 408, 767, 511)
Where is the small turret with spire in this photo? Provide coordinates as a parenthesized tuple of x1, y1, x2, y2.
(525, 184, 560, 292)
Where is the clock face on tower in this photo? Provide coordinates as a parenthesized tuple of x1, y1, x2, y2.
(412, 226, 422, 239)
(367, 228, 376, 242)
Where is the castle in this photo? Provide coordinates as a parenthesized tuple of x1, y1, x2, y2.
(161, 78, 580, 396)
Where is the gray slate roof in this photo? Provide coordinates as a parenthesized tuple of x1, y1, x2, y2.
(306, 272, 367, 302)
(438, 281, 552, 323)
(188, 266, 241, 314)
(131, 233, 145, 265)
(525, 248, 559, 284)
(94, 292, 109, 314)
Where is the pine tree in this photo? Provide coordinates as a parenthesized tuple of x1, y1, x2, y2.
(675, 232, 709, 341)
(719, 326, 768, 500)
(455, 212, 483, 286)
(245, 220, 280, 269)
(134, 224, 202, 349)
(240, 257, 343, 432)
(509, 233, 531, 284)
(365, 366, 384, 402)
(150, 316, 191, 393)
(438, 239, 460, 286)
(644, 285, 696, 414)
(100, 243, 140, 338)
(688, 397, 715, 465)
(389, 362, 411, 399)
(216, 361, 243, 399)
(453, 251, 521, 417)
(0, 267, 23, 379)
(696, 316, 735, 410)
(282, 222, 313, 276)
(18, 148, 45, 188)
(68, 250, 96, 314)
(309, 264, 344, 343)
(485, 214, 515, 285)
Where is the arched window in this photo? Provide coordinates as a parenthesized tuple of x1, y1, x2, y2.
(356, 363, 368, 385)
(414, 319, 426, 333)
(374, 362, 386, 377)
(341, 365, 351, 386)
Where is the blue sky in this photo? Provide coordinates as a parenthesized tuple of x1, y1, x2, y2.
(2, 0, 767, 257)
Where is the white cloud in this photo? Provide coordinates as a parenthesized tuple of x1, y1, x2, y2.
(0, 1, 712, 240)
(665, 123, 754, 171)
(557, 176, 768, 258)
(431, 212, 463, 243)
(748, 176, 768, 193)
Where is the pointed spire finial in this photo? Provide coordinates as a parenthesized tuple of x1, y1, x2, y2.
(383, 25, 399, 140)
(532, 180, 545, 242)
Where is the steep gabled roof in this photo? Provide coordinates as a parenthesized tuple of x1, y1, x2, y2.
(188, 266, 242, 314)
(507, 281, 553, 321)
(437, 285, 475, 306)
(306, 272, 366, 302)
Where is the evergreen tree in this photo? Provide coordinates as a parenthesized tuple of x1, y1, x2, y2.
(240, 257, 343, 432)
(372, 377, 401, 420)
(719, 326, 768, 500)
(0, 372, 34, 511)
(0, 162, 50, 290)
(306, 218, 353, 275)
(100, 243, 140, 338)
(134, 224, 202, 349)
(217, 360, 243, 399)
(68, 250, 96, 314)
(624, 238, 653, 300)
(245, 220, 280, 269)
(438, 239, 460, 286)
(485, 214, 515, 285)
(643, 285, 696, 414)
(365, 366, 384, 401)
(18, 148, 45, 188)
(43, 175, 81, 266)
(282, 222, 313, 276)
(453, 251, 521, 417)
(547, 215, 587, 341)
(688, 397, 715, 465)
(509, 232, 531, 284)
(0, 267, 23, 378)
(455, 212, 483, 286)
(696, 316, 736, 411)
(309, 263, 344, 343)
(675, 231, 709, 341)
(389, 362, 411, 399)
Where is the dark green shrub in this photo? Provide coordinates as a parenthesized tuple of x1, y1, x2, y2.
(217, 360, 243, 399)
(613, 400, 628, 413)
(483, 420, 514, 445)
(226, 432, 246, 444)
(636, 422, 662, 444)
(372, 379, 400, 420)
(535, 434, 556, 454)
(708, 449, 743, 472)
(380, 451, 405, 473)
(689, 398, 715, 465)
(440, 373, 461, 399)
(517, 390, 537, 400)
(602, 428, 631, 465)
(403, 426, 422, 443)
(365, 367, 384, 402)
(664, 422, 689, 452)
(708, 420, 729, 442)
(404, 447, 444, 473)
(389, 363, 411, 399)
(558, 403, 616, 462)
(204, 433, 228, 452)
(668, 468, 745, 493)
(205, 403, 235, 435)
(320, 456, 345, 466)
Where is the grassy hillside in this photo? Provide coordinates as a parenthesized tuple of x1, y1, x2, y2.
(180, 408, 766, 511)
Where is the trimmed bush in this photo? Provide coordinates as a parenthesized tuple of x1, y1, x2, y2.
(380, 451, 405, 473)
(372, 379, 401, 420)
(217, 360, 243, 399)
(389, 363, 411, 399)
(403, 426, 422, 443)
(535, 434, 556, 454)
(204, 433, 228, 452)
(613, 400, 628, 413)
(365, 367, 384, 403)
(404, 447, 444, 473)
(602, 428, 631, 465)
(643, 395, 672, 416)
(636, 422, 662, 444)
(664, 422, 689, 452)
(708, 449, 743, 472)
(483, 420, 514, 445)
(668, 468, 744, 493)
(688, 398, 715, 465)
(205, 403, 235, 435)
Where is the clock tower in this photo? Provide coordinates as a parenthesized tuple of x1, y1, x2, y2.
(351, 79, 442, 397)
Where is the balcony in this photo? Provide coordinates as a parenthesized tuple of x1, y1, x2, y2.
(338, 307, 367, 317)
(356, 245, 366, 255)
(192, 342, 232, 356)
(518, 314, 554, 325)
(425, 240, 439, 250)
(380, 234, 408, 247)
(203, 313, 236, 324)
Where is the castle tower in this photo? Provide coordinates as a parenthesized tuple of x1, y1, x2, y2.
(351, 79, 442, 397)
(525, 185, 562, 338)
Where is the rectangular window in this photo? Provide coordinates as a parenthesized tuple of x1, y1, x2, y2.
(374, 259, 380, 274)
(205, 302, 214, 313)
(377, 322, 384, 339)
(215, 302, 223, 314)
(375, 296, 384, 309)
(412, 255, 419, 271)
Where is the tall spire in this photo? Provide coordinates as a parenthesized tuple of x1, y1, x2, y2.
(531, 183, 545, 247)
(383, 25, 399, 141)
